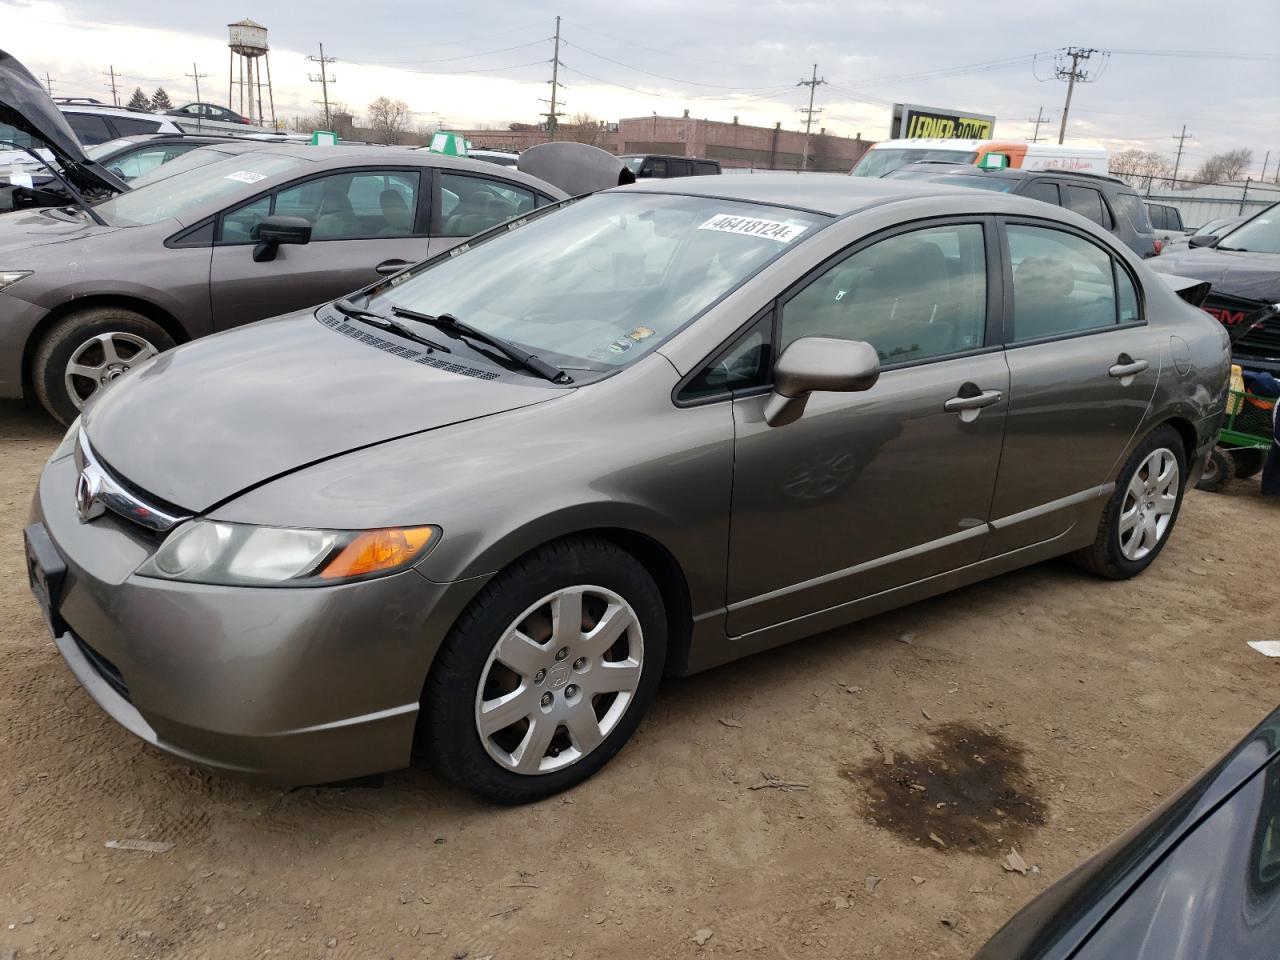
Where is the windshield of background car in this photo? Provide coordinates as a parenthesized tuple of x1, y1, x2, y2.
(92, 152, 305, 226)
(1218, 207, 1280, 254)
(371, 193, 828, 370)
(886, 169, 1013, 192)
(622, 157, 645, 174)
(852, 148, 978, 178)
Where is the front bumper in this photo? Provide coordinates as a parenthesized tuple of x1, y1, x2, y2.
(29, 453, 486, 786)
(0, 290, 49, 399)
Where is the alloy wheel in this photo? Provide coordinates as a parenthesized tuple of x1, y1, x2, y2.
(64, 331, 158, 411)
(1118, 447, 1180, 562)
(474, 585, 644, 775)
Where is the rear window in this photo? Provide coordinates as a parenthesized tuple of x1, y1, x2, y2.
(1114, 192, 1153, 232)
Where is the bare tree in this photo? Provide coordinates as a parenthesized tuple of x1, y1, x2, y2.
(367, 96, 411, 145)
(564, 111, 604, 147)
(291, 101, 352, 134)
(1109, 148, 1171, 183)
(1194, 148, 1254, 184)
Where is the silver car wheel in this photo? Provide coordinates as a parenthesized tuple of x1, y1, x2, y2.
(65, 331, 158, 411)
(1118, 447, 1180, 562)
(474, 585, 644, 776)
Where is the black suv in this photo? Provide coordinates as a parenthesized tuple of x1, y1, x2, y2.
(887, 163, 1159, 258)
(620, 154, 720, 178)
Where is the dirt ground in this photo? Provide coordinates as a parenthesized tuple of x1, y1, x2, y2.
(1, 398, 1277, 960)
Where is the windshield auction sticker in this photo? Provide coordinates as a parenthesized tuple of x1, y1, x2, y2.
(698, 214, 807, 243)
(224, 170, 268, 184)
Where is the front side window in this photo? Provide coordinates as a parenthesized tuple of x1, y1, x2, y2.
(780, 223, 988, 365)
(371, 193, 826, 372)
(1008, 225, 1120, 342)
(680, 316, 773, 401)
(275, 170, 421, 239)
(1063, 185, 1111, 228)
(438, 173, 534, 237)
(220, 194, 271, 243)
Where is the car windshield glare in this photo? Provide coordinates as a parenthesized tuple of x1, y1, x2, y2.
(93, 153, 305, 226)
(852, 148, 978, 178)
(889, 170, 1012, 192)
(371, 193, 827, 370)
(86, 138, 134, 160)
(1217, 208, 1280, 254)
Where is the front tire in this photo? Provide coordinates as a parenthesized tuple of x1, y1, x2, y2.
(1072, 425, 1187, 580)
(424, 537, 667, 804)
(32, 307, 175, 425)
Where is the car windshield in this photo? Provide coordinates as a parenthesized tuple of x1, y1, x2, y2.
(371, 192, 827, 370)
(93, 152, 304, 226)
(85, 138, 135, 160)
(886, 169, 1012, 192)
(622, 157, 645, 174)
(1217, 206, 1280, 253)
(851, 148, 978, 178)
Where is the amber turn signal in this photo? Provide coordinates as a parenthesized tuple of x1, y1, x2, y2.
(319, 527, 436, 580)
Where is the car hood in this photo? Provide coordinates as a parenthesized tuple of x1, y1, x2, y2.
(1149, 246, 1280, 304)
(0, 207, 119, 255)
(81, 309, 566, 513)
(0, 48, 127, 196)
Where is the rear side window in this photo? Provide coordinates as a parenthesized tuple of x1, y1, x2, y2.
(645, 158, 668, 178)
(1008, 225, 1121, 341)
(1147, 205, 1166, 230)
(668, 159, 691, 178)
(1021, 180, 1060, 206)
(1113, 192, 1153, 232)
(64, 112, 113, 145)
(693, 161, 719, 176)
(1115, 262, 1140, 324)
(1166, 207, 1184, 231)
(110, 116, 164, 136)
(1063, 185, 1112, 229)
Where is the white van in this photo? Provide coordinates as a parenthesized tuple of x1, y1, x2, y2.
(852, 138, 1109, 178)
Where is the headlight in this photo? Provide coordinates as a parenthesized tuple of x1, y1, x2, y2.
(49, 418, 82, 463)
(135, 520, 437, 587)
(0, 271, 31, 293)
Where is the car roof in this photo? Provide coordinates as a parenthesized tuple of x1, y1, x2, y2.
(613, 172, 1012, 217)
(59, 103, 177, 122)
(897, 162, 1131, 189)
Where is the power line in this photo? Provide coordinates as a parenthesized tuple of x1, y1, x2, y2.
(561, 39, 787, 91)
(358, 39, 553, 67)
(1053, 46, 1107, 143)
(797, 64, 826, 171)
(307, 43, 337, 129)
(565, 18, 795, 74)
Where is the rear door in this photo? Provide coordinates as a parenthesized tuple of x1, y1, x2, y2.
(726, 218, 1009, 635)
(209, 166, 432, 328)
(983, 218, 1162, 555)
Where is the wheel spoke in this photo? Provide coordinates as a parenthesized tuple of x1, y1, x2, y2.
(1141, 514, 1159, 553)
(512, 715, 556, 773)
(98, 334, 123, 367)
(1127, 472, 1146, 503)
(580, 602, 637, 658)
(67, 362, 102, 381)
(1118, 505, 1139, 535)
(1154, 453, 1177, 490)
(563, 704, 604, 754)
(495, 629, 546, 678)
(478, 686, 535, 738)
(551, 588, 585, 647)
(588, 659, 642, 696)
(1154, 492, 1178, 516)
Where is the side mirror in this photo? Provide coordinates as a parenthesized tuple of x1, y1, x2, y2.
(764, 337, 880, 427)
(1188, 233, 1218, 249)
(253, 215, 312, 262)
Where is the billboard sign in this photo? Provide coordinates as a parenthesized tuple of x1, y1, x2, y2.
(892, 103, 996, 140)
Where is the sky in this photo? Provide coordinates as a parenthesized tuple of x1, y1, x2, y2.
(4, 0, 1279, 175)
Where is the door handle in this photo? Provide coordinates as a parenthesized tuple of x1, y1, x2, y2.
(1108, 356, 1149, 379)
(375, 258, 414, 276)
(943, 389, 1003, 413)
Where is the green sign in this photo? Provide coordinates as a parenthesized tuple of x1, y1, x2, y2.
(311, 130, 339, 146)
(979, 152, 1009, 170)
(428, 131, 468, 157)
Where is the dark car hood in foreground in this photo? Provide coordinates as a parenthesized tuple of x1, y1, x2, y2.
(0, 207, 119, 256)
(973, 705, 1280, 960)
(0, 48, 127, 196)
(82, 310, 565, 513)
(1149, 247, 1280, 304)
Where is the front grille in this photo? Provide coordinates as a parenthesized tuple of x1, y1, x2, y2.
(73, 634, 131, 703)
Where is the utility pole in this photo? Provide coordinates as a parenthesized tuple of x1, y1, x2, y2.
(1170, 124, 1192, 183)
(1261, 151, 1270, 183)
(540, 16, 565, 139)
(1027, 106, 1048, 143)
(307, 43, 337, 129)
(44, 72, 54, 96)
(103, 65, 120, 106)
(1054, 47, 1100, 144)
(185, 63, 210, 107)
(797, 63, 826, 171)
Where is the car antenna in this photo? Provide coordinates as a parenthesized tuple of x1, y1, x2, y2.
(0, 137, 110, 226)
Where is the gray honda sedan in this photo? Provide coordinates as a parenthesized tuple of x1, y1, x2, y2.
(27, 175, 1230, 803)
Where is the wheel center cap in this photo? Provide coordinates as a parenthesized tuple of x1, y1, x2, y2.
(547, 663, 571, 689)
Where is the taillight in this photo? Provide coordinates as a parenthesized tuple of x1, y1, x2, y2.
(1153, 239, 1163, 255)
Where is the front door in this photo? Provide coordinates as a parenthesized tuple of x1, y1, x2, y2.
(983, 220, 1162, 555)
(209, 168, 431, 328)
(726, 220, 1009, 636)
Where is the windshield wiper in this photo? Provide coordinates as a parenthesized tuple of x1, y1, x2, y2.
(332, 298, 451, 353)
(391, 306, 568, 383)
(1216, 246, 1248, 252)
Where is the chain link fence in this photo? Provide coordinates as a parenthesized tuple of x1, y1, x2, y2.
(1110, 172, 1280, 229)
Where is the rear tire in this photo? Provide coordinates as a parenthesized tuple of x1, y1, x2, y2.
(424, 537, 666, 804)
(1072, 425, 1187, 580)
(1195, 446, 1236, 492)
(32, 307, 174, 425)
(1230, 448, 1265, 481)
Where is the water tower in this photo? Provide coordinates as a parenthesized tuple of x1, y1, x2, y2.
(227, 18, 276, 128)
